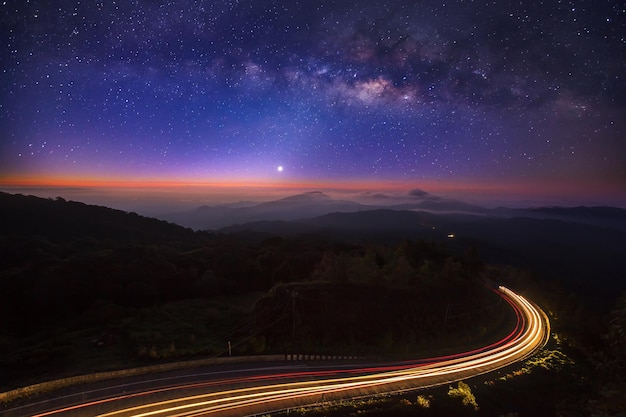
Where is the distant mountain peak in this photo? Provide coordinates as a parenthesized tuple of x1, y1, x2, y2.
(277, 191, 332, 202)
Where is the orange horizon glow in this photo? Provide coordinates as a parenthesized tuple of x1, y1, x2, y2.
(1, 174, 624, 208)
(0, 174, 410, 191)
(1, 173, 618, 191)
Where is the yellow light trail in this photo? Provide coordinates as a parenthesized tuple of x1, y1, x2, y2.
(23, 286, 548, 417)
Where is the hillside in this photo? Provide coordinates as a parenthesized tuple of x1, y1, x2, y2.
(0, 192, 514, 392)
(161, 191, 368, 230)
(1, 191, 625, 416)
(220, 208, 626, 307)
(0, 192, 196, 243)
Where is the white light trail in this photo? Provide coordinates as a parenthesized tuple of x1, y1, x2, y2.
(22, 286, 548, 417)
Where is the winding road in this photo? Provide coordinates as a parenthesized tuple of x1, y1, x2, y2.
(2, 286, 549, 417)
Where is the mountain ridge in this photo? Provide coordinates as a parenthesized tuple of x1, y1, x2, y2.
(0, 192, 195, 243)
(160, 191, 626, 231)
(2, 190, 624, 304)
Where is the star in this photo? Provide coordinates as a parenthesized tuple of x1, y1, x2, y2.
(0, 0, 623, 207)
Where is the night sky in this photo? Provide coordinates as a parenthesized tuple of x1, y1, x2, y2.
(1, 1, 625, 207)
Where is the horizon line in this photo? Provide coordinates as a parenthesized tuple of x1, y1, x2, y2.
(1, 175, 624, 209)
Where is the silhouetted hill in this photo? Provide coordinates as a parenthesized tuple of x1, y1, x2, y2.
(305, 209, 436, 231)
(529, 205, 626, 217)
(162, 189, 626, 232)
(161, 191, 368, 230)
(219, 220, 316, 236)
(1, 191, 624, 413)
(521, 206, 626, 231)
(269, 190, 332, 203)
(306, 209, 485, 231)
(220, 209, 483, 240)
(389, 199, 486, 213)
(219, 208, 626, 305)
(162, 190, 493, 231)
(0, 192, 195, 243)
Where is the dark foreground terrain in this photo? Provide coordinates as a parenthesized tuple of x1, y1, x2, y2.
(1, 192, 625, 416)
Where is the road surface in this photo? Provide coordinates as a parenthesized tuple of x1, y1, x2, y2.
(2, 286, 549, 417)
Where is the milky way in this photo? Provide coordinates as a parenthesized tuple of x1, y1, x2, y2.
(1, 1, 625, 204)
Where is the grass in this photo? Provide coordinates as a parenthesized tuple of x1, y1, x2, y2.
(1, 297, 252, 391)
(1, 286, 517, 395)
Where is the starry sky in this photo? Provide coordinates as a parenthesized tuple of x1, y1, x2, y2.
(1, 0, 625, 208)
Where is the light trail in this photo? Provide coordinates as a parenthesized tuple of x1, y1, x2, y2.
(11, 286, 549, 417)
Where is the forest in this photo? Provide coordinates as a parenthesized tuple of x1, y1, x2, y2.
(1, 192, 625, 416)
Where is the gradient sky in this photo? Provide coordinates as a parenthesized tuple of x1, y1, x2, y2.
(1, 1, 625, 208)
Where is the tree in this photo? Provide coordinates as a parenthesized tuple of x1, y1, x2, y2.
(602, 291, 626, 381)
(462, 245, 485, 278)
(386, 254, 415, 284)
(312, 251, 349, 282)
(348, 250, 380, 284)
(448, 381, 479, 410)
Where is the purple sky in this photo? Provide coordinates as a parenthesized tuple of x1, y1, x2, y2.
(1, 1, 625, 209)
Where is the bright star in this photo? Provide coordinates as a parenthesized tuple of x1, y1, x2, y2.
(277, 166, 284, 172)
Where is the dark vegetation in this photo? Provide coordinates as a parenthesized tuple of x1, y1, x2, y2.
(222, 207, 626, 309)
(1, 191, 625, 416)
(0, 192, 505, 391)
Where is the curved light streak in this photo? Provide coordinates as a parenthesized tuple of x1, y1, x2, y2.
(19, 286, 548, 417)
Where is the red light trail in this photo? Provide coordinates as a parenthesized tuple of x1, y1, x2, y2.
(6, 286, 549, 417)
